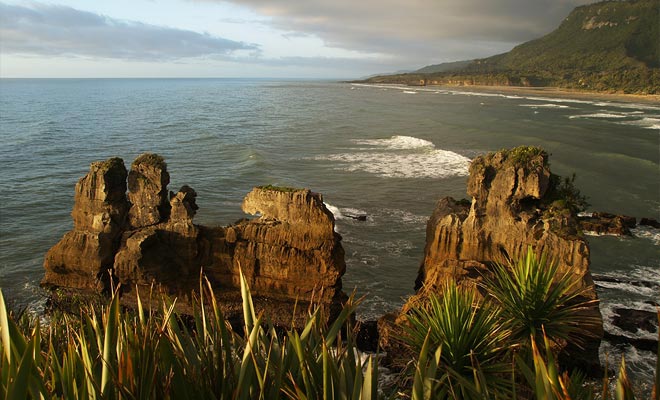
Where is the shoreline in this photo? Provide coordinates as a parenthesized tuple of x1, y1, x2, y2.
(439, 84, 660, 104)
(353, 82, 660, 104)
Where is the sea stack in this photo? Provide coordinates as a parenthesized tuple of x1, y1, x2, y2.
(43, 154, 346, 327)
(381, 146, 603, 371)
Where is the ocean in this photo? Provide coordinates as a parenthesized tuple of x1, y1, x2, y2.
(0, 78, 658, 383)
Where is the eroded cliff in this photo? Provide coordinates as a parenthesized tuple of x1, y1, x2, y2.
(43, 155, 346, 327)
(381, 146, 603, 371)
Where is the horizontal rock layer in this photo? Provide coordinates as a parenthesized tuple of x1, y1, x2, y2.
(43, 156, 346, 327)
(381, 147, 604, 372)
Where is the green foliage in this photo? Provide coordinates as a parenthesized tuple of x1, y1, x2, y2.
(546, 173, 591, 214)
(402, 282, 511, 399)
(362, 0, 660, 93)
(258, 184, 302, 193)
(132, 153, 167, 170)
(0, 275, 378, 399)
(505, 146, 547, 167)
(515, 331, 640, 400)
(482, 247, 600, 355)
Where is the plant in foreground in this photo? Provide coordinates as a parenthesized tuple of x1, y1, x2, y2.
(482, 247, 600, 355)
(402, 281, 511, 399)
(0, 272, 378, 399)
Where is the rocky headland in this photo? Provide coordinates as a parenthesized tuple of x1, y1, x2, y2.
(42, 154, 346, 327)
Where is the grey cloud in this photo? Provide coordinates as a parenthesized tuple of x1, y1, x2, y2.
(0, 3, 258, 61)
(215, 0, 592, 61)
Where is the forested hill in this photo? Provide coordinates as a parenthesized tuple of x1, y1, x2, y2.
(361, 0, 659, 94)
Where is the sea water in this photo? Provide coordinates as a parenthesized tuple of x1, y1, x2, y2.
(1, 79, 658, 383)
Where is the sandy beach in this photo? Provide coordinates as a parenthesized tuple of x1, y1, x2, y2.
(433, 84, 660, 104)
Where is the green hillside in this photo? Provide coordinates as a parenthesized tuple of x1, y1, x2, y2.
(362, 0, 660, 94)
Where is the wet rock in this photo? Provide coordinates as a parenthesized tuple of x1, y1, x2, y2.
(612, 308, 658, 335)
(355, 320, 379, 353)
(579, 212, 636, 236)
(639, 217, 660, 229)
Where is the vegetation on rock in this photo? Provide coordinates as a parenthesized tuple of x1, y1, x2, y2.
(361, 0, 660, 94)
(257, 184, 302, 193)
(132, 153, 167, 170)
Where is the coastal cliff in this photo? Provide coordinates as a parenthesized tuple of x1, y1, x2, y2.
(42, 154, 346, 327)
(361, 0, 659, 94)
(380, 147, 603, 370)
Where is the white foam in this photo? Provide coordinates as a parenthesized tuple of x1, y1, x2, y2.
(319, 149, 470, 179)
(619, 117, 660, 130)
(595, 280, 659, 297)
(600, 301, 658, 341)
(583, 231, 622, 237)
(324, 203, 342, 219)
(324, 203, 368, 222)
(600, 341, 656, 386)
(402, 90, 417, 94)
(520, 103, 570, 109)
(597, 265, 660, 283)
(354, 135, 435, 150)
(320, 135, 470, 178)
(569, 113, 628, 119)
(631, 226, 660, 245)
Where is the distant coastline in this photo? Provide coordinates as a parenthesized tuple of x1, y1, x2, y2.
(432, 84, 660, 104)
(350, 82, 660, 104)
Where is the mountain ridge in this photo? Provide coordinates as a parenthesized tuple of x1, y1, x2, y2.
(360, 0, 659, 94)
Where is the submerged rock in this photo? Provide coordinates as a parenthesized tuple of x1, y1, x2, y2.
(43, 156, 346, 327)
(380, 146, 603, 372)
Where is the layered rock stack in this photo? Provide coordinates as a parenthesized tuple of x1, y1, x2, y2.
(43, 154, 346, 327)
(43, 158, 128, 291)
(381, 146, 603, 371)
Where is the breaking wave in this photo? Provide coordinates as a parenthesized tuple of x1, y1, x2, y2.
(317, 135, 470, 179)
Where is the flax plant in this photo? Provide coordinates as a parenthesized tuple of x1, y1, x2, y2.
(482, 247, 600, 354)
(0, 270, 379, 399)
(402, 281, 512, 399)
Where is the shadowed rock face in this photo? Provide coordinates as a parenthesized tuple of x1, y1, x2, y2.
(43, 158, 128, 291)
(43, 156, 346, 327)
(381, 147, 603, 372)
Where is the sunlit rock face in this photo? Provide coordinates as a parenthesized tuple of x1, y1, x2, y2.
(382, 147, 603, 372)
(43, 155, 346, 328)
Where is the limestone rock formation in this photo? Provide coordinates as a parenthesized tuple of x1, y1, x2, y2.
(43, 155, 346, 327)
(382, 147, 603, 371)
(43, 158, 128, 291)
(127, 154, 170, 228)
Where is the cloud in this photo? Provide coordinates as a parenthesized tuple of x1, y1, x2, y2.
(211, 0, 593, 61)
(0, 3, 258, 61)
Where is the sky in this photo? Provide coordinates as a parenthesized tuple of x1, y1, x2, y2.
(0, 0, 594, 79)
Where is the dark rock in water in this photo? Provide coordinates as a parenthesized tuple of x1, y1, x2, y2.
(593, 274, 660, 290)
(639, 217, 660, 229)
(578, 212, 635, 236)
(345, 214, 368, 221)
(43, 155, 347, 328)
(604, 332, 658, 353)
(612, 308, 658, 335)
(380, 147, 603, 374)
(355, 320, 379, 352)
